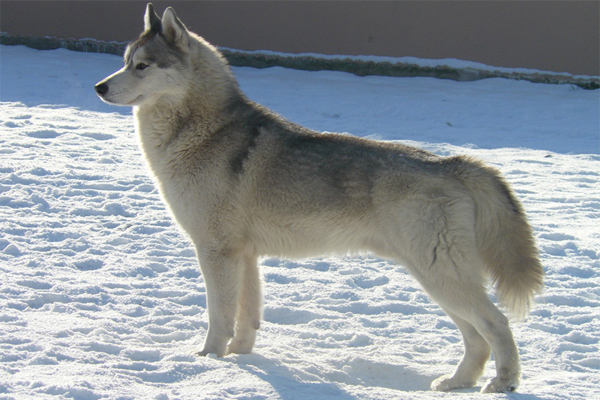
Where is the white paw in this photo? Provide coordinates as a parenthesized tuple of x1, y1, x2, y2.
(227, 340, 253, 355)
(196, 349, 219, 358)
(227, 330, 256, 354)
(481, 376, 518, 393)
(196, 337, 228, 358)
(431, 374, 477, 392)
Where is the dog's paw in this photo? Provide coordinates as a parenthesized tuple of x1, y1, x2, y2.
(431, 374, 477, 392)
(227, 329, 256, 355)
(195, 349, 219, 358)
(227, 339, 253, 355)
(196, 342, 226, 358)
(196, 331, 230, 358)
(481, 377, 518, 393)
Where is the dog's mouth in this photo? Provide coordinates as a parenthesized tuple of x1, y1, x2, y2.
(126, 95, 144, 106)
(96, 93, 144, 107)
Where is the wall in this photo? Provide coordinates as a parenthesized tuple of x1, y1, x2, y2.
(1, 0, 598, 76)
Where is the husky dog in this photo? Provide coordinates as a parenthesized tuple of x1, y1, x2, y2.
(95, 4, 543, 393)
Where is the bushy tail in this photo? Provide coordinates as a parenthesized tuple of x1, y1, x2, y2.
(452, 156, 544, 319)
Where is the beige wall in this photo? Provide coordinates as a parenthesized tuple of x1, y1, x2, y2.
(2, 1, 598, 76)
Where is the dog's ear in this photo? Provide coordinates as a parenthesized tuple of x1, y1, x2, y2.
(161, 7, 190, 48)
(144, 3, 161, 32)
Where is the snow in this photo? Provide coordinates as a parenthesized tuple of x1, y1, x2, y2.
(1, 45, 599, 400)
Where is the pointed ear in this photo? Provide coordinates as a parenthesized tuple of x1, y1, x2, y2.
(161, 7, 189, 47)
(144, 3, 161, 32)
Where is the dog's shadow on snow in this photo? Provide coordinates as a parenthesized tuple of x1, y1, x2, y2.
(231, 353, 433, 398)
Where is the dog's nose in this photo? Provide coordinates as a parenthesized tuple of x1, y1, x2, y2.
(95, 83, 109, 96)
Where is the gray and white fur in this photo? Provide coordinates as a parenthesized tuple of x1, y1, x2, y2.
(95, 3, 544, 393)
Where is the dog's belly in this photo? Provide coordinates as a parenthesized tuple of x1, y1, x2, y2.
(246, 210, 388, 259)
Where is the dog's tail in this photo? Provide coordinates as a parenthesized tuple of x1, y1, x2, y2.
(451, 156, 544, 320)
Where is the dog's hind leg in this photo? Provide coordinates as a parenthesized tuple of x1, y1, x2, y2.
(196, 248, 244, 357)
(394, 199, 521, 392)
(422, 270, 520, 393)
(430, 310, 491, 391)
(227, 253, 262, 354)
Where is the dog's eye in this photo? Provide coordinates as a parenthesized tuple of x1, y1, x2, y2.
(135, 63, 149, 71)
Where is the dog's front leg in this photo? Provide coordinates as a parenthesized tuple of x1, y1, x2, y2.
(227, 252, 262, 355)
(196, 248, 244, 357)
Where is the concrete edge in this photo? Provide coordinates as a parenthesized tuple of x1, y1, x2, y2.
(2, 33, 598, 90)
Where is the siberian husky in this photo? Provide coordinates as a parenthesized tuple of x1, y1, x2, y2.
(95, 3, 543, 393)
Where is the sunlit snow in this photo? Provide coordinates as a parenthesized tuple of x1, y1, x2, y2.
(1, 45, 599, 399)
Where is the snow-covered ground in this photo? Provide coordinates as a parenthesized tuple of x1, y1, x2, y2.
(0, 45, 599, 400)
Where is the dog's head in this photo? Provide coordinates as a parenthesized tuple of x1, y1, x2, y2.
(95, 3, 228, 107)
